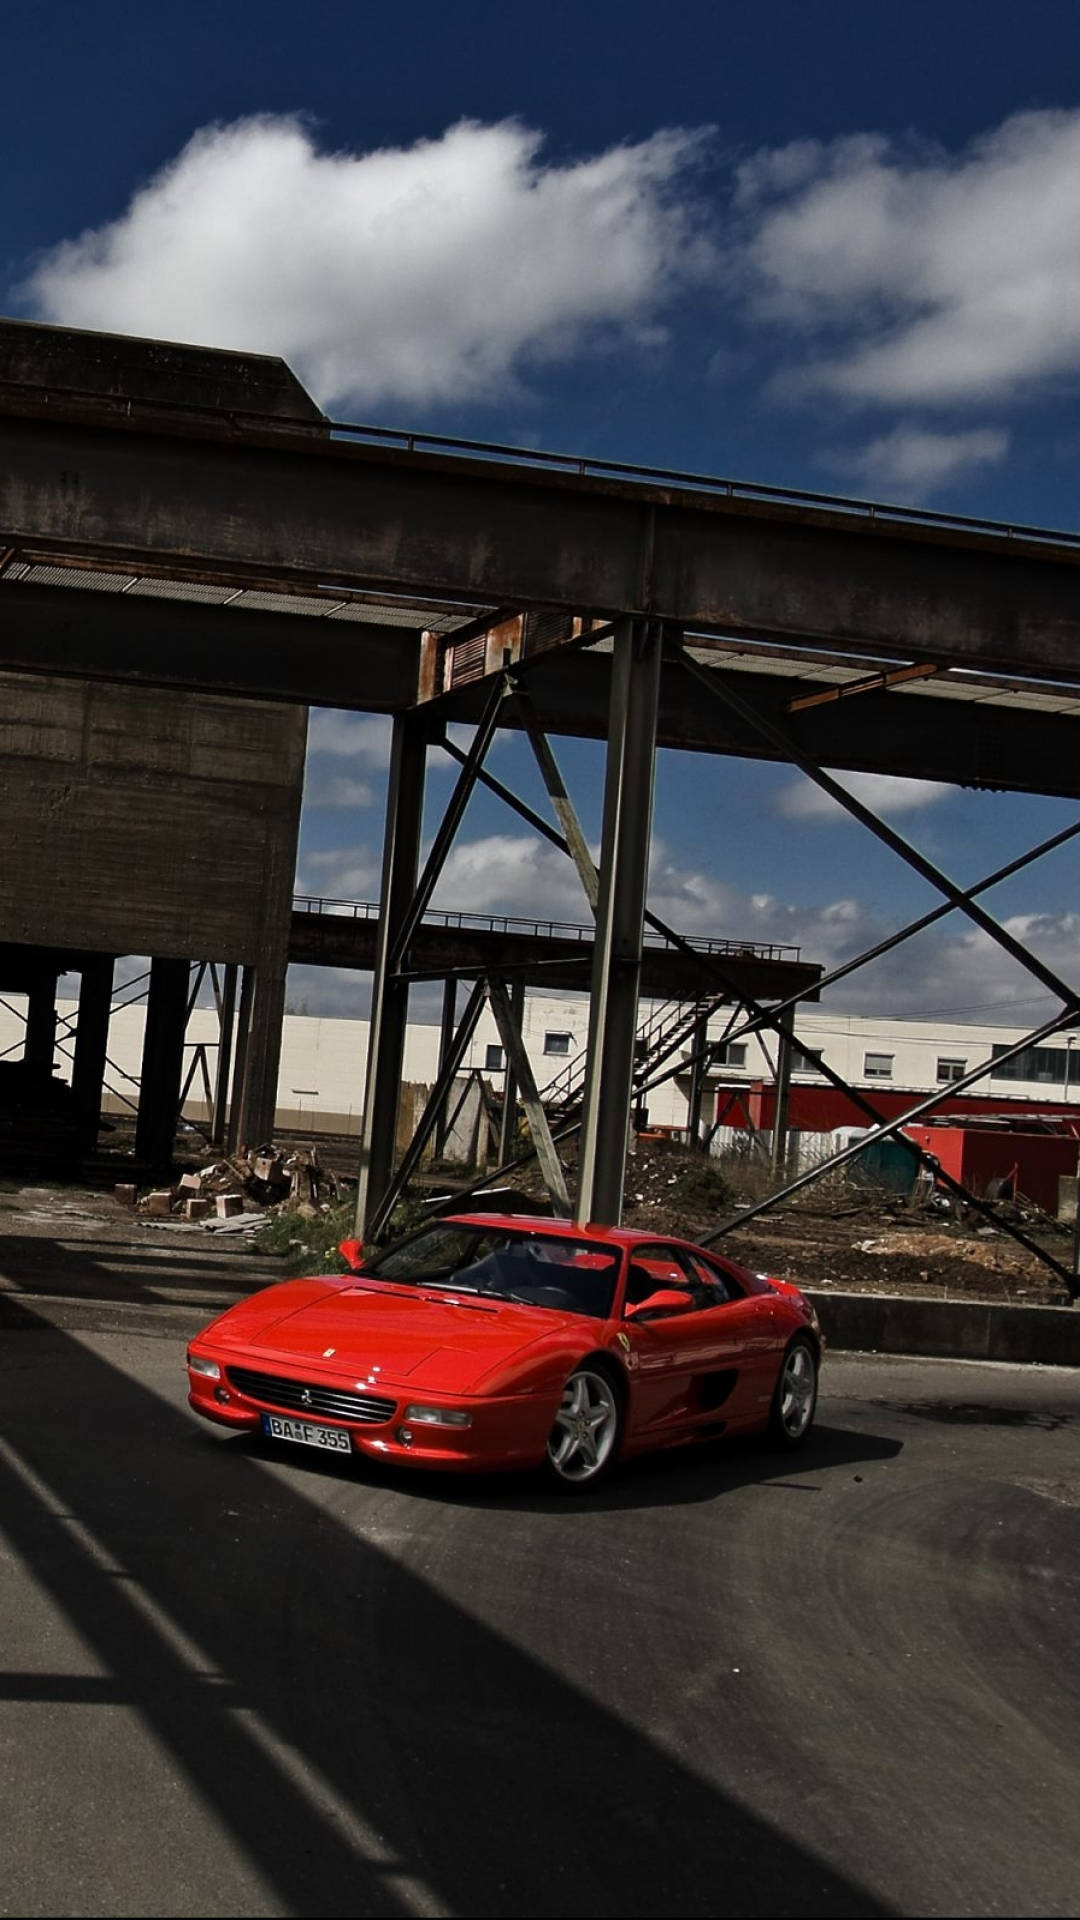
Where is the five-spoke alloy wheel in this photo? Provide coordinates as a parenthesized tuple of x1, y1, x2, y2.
(546, 1366, 623, 1488)
(770, 1336, 818, 1447)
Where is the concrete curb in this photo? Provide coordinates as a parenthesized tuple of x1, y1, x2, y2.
(0, 1293, 226, 1340)
(806, 1289, 1080, 1367)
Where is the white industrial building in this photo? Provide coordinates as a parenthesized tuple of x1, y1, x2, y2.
(3, 989, 1078, 1146)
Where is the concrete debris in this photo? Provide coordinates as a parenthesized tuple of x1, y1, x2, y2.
(133, 1143, 340, 1229)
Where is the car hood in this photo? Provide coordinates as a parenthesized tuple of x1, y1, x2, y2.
(210, 1280, 581, 1391)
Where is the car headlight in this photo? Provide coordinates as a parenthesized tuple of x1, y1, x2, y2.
(402, 1404, 472, 1428)
(188, 1352, 221, 1380)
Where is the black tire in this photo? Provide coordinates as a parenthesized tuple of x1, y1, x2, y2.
(544, 1364, 624, 1490)
(768, 1336, 819, 1448)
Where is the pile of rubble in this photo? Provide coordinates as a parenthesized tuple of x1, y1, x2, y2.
(118, 1144, 341, 1228)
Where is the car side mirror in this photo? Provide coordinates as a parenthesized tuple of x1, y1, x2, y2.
(624, 1288, 692, 1321)
(339, 1238, 365, 1272)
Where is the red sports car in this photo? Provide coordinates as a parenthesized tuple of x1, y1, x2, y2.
(186, 1213, 822, 1488)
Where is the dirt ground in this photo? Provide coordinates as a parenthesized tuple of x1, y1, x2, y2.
(615, 1143, 1077, 1307)
(2, 1130, 1076, 1308)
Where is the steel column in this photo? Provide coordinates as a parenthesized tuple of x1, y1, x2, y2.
(210, 963, 238, 1149)
(366, 978, 488, 1241)
(685, 1008, 710, 1150)
(433, 977, 458, 1158)
(577, 618, 663, 1225)
(388, 677, 505, 971)
(227, 965, 255, 1153)
(770, 1007, 794, 1173)
(356, 713, 428, 1235)
(512, 683, 600, 912)
(498, 976, 525, 1166)
(487, 974, 570, 1213)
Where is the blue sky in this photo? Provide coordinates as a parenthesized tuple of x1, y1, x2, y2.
(9, 0, 1080, 1025)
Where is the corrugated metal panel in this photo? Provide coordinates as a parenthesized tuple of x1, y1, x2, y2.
(233, 590, 345, 617)
(522, 610, 577, 657)
(447, 632, 487, 687)
(21, 564, 135, 592)
(127, 579, 236, 604)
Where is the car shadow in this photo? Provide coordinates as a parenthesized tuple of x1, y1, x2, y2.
(2, 1307, 894, 1918)
(223, 1418, 903, 1515)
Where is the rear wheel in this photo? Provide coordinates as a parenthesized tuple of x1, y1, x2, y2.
(769, 1337, 818, 1447)
(545, 1366, 623, 1489)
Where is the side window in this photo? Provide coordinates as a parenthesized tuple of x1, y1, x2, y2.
(625, 1246, 711, 1313)
(684, 1252, 743, 1303)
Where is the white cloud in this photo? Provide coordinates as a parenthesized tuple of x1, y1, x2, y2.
(826, 423, 1009, 498)
(25, 114, 711, 411)
(297, 845, 381, 901)
(431, 834, 597, 922)
(305, 711, 394, 762)
(774, 770, 955, 822)
(291, 825, 1073, 1025)
(735, 110, 1080, 408)
(303, 772, 377, 809)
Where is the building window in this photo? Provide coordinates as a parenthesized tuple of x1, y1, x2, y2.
(792, 1044, 824, 1074)
(863, 1052, 894, 1080)
(484, 1044, 504, 1073)
(544, 1031, 572, 1055)
(711, 1041, 747, 1069)
(937, 1056, 966, 1084)
(992, 1042, 1073, 1084)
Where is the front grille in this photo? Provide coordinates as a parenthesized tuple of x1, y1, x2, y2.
(226, 1366, 397, 1425)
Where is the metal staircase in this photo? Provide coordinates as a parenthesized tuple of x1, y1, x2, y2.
(538, 991, 734, 1126)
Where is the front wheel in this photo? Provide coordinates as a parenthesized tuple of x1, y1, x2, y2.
(545, 1366, 623, 1489)
(769, 1337, 818, 1448)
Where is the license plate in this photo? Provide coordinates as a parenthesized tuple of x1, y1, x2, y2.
(261, 1413, 351, 1453)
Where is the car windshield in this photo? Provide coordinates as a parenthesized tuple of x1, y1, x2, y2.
(365, 1222, 620, 1319)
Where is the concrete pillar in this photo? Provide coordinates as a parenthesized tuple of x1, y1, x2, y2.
(72, 953, 114, 1156)
(233, 966, 287, 1149)
(24, 975, 59, 1081)
(135, 957, 190, 1171)
(356, 713, 427, 1235)
(577, 618, 663, 1225)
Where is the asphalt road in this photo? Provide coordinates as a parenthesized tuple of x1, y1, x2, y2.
(1, 1317, 1078, 1919)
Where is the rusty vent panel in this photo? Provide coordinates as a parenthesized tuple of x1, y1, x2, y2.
(447, 632, 488, 687)
(522, 610, 577, 657)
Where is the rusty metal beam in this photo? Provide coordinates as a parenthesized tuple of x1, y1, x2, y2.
(786, 661, 940, 713)
(440, 650, 1080, 800)
(9, 402, 1080, 686)
(0, 582, 421, 710)
(8, 576, 1080, 801)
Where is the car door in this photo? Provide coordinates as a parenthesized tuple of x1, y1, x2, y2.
(622, 1243, 772, 1440)
(679, 1247, 787, 1430)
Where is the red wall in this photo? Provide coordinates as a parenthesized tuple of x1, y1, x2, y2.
(903, 1125, 1079, 1213)
(716, 1081, 1080, 1136)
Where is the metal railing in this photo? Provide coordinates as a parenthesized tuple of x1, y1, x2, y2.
(292, 896, 801, 963)
(7, 371, 1080, 556)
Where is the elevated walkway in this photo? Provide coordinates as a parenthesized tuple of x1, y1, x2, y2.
(288, 897, 823, 1003)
